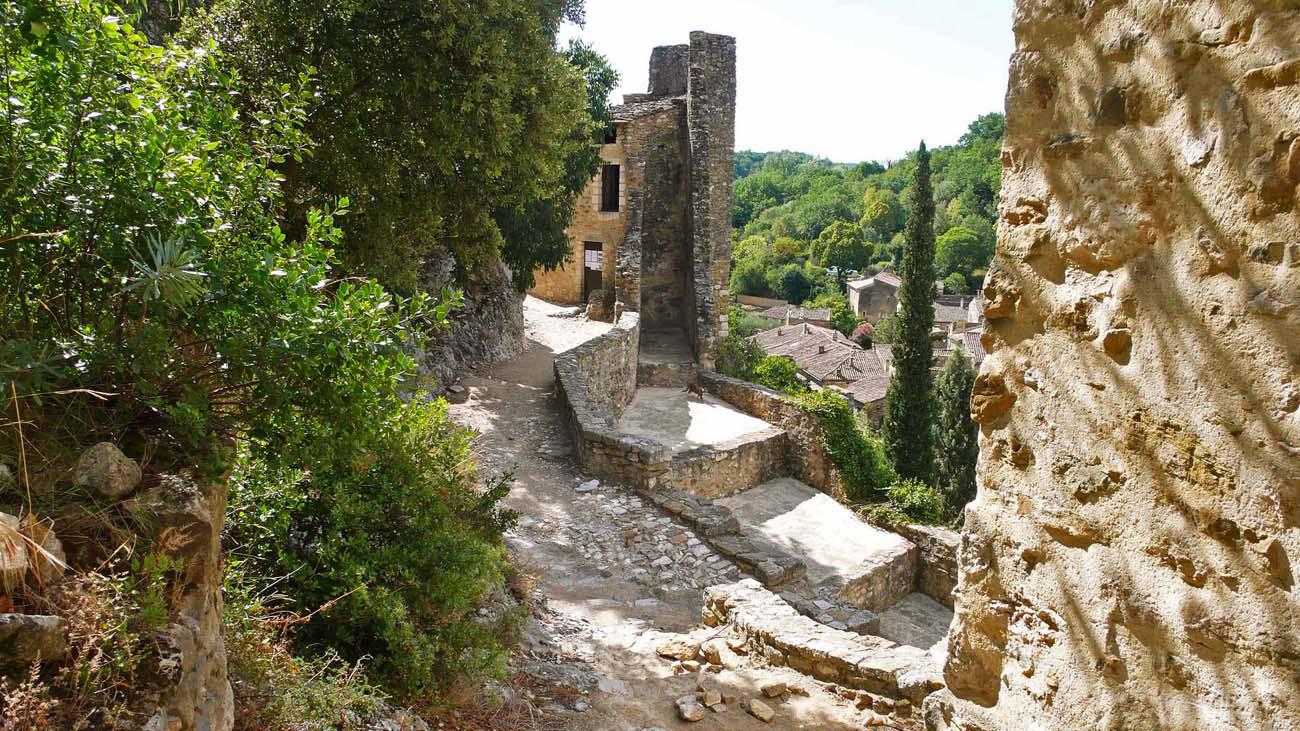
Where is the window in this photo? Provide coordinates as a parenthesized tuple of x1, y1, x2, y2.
(600, 165, 620, 212)
(603, 126, 618, 144)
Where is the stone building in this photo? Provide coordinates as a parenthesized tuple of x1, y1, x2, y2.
(846, 269, 901, 322)
(929, 2, 1300, 730)
(530, 33, 737, 367)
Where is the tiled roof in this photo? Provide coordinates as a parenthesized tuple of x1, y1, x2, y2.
(759, 304, 831, 322)
(751, 324, 892, 383)
(954, 327, 987, 367)
(847, 270, 901, 291)
(842, 375, 890, 405)
(935, 298, 973, 324)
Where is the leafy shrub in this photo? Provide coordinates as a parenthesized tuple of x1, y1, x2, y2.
(885, 478, 945, 525)
(796, 390, 895, 502)
(752, 356, 805, 395)
(1, 0, 510, 704)
(229, 399, 516, 695)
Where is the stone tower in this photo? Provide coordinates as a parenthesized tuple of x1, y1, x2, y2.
(529, 32, 737, 368)
(928, 2, 1300, 730)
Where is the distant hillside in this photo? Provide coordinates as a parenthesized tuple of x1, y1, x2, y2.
(730, 113, 1003, 301)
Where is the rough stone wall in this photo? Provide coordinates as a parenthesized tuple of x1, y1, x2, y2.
(700, 372, 846, 501)
(896, 523, 959, 610)
(633, 109, 692, 329)
(649, 44, 690, 97)
(935, 3, 1300, 730)
(686, 33, 737, 368)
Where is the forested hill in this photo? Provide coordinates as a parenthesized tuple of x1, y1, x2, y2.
(730, 113, 1004, 299)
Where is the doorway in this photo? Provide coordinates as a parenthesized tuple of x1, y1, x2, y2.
(582, 242, 604, 302)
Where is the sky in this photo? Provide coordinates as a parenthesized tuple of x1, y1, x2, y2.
(559, 0, 1015, 164)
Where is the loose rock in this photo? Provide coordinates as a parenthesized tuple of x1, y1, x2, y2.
(74, 442, 141, 499)
(676, 696, 706, 722)
(748, 698, 776, 723)
(0, 614, 67, 670)
(655, 638, 700, 661)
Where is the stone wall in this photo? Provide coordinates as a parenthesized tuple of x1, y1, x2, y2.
(663, 427, 789, 498)
(897, 524, 959, 610)
(698, 372, 845, 500)
(634, 109, 692, 330)
(649, 44, 690, 97)
(685, 32, 737, 368)
(705, 579, 942, 704)
(935, 3, 1300, 730)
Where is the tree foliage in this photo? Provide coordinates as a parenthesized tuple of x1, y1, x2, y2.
(730, 114, 1003, 303)
(1, 0, 515, 702)
(190, 0, 598, 293)
(935, 350, 979, 523)
(881, 142, 937, 483)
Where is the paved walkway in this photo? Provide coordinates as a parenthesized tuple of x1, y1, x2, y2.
(448, 298, 885, 730)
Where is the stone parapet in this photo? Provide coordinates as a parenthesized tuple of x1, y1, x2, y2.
(698, 371, 845, 499)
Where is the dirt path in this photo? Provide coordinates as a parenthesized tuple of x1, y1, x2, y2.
(448, 299, 884, 731)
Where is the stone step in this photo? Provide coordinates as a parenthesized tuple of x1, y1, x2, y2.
(716, 478, 918, 613)
(703, 579, 943, 704)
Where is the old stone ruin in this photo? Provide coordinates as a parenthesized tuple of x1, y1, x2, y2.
(530, 31, 735, 370)
(543, 3, 1300, 729)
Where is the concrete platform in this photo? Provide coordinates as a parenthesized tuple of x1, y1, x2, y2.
(716, 478, 918, 612)
(617, 387, 775, 455)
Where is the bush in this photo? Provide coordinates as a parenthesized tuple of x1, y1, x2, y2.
(229, 399, 516, 695)
(1, 1, 510, 704)
(753, 356, 805, 395)
(796, 390, 895, 502)
(885, 478, 945, 525)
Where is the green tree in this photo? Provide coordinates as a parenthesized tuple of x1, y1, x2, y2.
(935, 225, 995, 283)
(943, 272, 971, 295)
(730, 259, 770, 298)
(810, 221, 872, 282)
(768, 263, 812, 305)
(882, 142, 938, 482)
(193, 0, 594, 294)
(860, 187, 904, 241)
(811, 294, 859, 337)
(935, 350, 979, 523)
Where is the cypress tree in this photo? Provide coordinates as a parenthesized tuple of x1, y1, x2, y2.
(935, 349, 979, 521)
(882, 142, 937, 481)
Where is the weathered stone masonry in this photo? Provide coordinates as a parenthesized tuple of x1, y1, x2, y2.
(530, 33, 736, 367)
(931, 3, 1300, 730)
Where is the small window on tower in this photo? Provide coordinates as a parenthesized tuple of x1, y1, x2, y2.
(603, 126, 618, 144)
(601, 165, 620, 212)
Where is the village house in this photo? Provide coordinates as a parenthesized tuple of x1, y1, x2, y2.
(845, 269, 900, 322)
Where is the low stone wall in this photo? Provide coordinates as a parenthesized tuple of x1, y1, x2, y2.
(704, 580, 942, 702)
(896, 524, 958, 610)
(554, 313, 641, 473)
(841, 540, 918, 614)
(664, 427, 788, 498)
(698, 371, 844, 500)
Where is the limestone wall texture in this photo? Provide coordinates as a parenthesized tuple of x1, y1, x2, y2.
(934, 3, 1300, 730)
